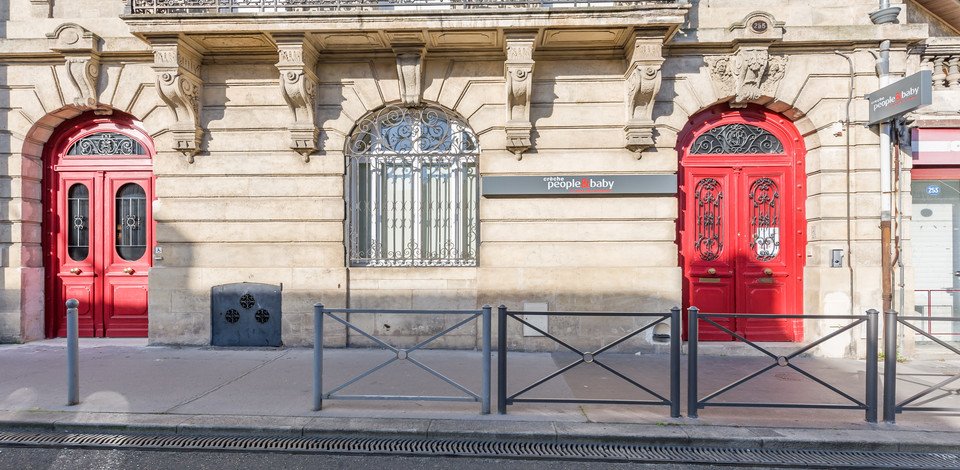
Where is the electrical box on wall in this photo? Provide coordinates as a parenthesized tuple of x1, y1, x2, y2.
(830, 249, 844, 268)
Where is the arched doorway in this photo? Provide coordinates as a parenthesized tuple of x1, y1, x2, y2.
(43, 113, 155, 338)
(678, 105, 806, 341)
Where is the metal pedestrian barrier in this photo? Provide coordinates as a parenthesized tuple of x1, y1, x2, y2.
(883, 310, 960, 422)
(313, 304, 492, 414)
(687, 307, 879, 422)
(497, 306, 682, 418)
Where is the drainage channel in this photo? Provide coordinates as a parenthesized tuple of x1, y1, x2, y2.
(1, 430, 958, 468)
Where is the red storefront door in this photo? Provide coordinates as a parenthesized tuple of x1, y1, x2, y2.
(679, 106, 805, 341)
(45, 116, 154, 338)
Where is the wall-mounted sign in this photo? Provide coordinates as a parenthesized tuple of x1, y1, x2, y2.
(865, 70, 932, 125)
(926, 184, 941, 196)
(482, 174, 677, 197)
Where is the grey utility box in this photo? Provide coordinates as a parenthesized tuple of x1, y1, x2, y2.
(211, 282, 282, 347)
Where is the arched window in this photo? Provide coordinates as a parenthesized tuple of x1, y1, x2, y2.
(67, 132, 146, 156)
(690, 123, 784, 154)
(346, 105, 480, 266)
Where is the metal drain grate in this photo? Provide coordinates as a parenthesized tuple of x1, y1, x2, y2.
(0, 430, 958, 468)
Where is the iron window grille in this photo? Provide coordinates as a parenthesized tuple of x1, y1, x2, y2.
(67, 132, 146, 156)
(347, 105, 479, 267)
(690, 124, 784, 154)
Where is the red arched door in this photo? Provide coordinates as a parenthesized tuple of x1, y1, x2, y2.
(43, 115, 155, 338)
(678, 105, 806, 341)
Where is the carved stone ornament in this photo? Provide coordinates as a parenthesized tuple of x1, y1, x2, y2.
(623, 36, 664, 156)
(395, 47, 425, 107)
(275, 34, 320, 162)
(152, 39, 203, 163)
(47, 24, 105, 112)
(706, 47, 787, 108)
(504, 32, 537, 159)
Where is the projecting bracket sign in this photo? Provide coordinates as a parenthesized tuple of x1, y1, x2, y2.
(865, 70, 932, 125)
(481, 174, 677, 197)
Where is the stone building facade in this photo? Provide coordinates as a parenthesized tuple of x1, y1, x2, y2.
(1, 0, 957, 355)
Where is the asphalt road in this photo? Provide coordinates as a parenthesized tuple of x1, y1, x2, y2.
(0, 446, 780, 470)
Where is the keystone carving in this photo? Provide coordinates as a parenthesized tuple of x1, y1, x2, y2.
(275, 34, 320, 162)
(504, 32, 537, 159)
(395, 47, 425, 107)
(47, 23, 105, 112)
(623, 36, 664, 156)
(706, 47, 787, 108)
(152, 39, 203, 163)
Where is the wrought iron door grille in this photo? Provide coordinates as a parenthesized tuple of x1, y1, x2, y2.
(690, 123, 784, 154)
(347, 105, 479, 267)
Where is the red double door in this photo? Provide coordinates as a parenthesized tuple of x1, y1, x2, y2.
(53, 171, 153, 337)
(679, 107, 805, 342)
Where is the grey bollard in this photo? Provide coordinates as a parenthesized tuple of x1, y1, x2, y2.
(66, 298, 79, 406)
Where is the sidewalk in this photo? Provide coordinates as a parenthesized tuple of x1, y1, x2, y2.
(1, 340, 959, 453)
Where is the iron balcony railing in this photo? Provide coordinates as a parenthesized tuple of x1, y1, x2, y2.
(128, 0, 674, 14)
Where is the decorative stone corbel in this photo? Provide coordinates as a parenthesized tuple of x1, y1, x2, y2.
(47, 23, 105, 112)
(706, 12, 787, 108)
(504, 32, 537, 159)
(274, 34, 320, 162)
(394, 46, 425, 107)
(152, 38, 204, 163)
(623, 36, 664, 156)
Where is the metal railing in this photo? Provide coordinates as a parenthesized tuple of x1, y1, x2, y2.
(497, 306, 681, 417)
(883, 310, 960, 422)
(313, 304, 492, 414)
(687, 307, 879, 422)
(913, 289, 960, 338)
(128, 0, 673, 14)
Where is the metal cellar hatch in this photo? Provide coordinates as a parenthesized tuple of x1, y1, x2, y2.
(211, 282, 281, 347)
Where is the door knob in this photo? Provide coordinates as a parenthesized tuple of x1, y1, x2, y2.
(122, 267, 135, 275)
(69, 268, 82, 275)
(706, 268, 717, 275)
(763, 268, 774, 276)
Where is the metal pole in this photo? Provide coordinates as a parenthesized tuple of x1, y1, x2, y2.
(66, 298, 79, 406)
(883, 309, 898, 423)
(669, 307, 681, 418)
(497, 305, 507, 414)
(481, 305, 492, 415)
(687, 306, 699, 419)
(313, 303, 324, 411)
(865, 309, 879, 423)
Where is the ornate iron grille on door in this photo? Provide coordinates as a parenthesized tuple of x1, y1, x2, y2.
(694, 178, 723, 261)
(749, 177, 780, 261)
(347, 105, 480, 267)
(690, 124, 784, 154)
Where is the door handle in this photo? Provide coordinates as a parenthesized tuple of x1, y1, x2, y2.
(122, 267, 135, 275)
(763, 268, 774, 276)
(707, 268, 717, 276)
(69, 268, 82, 275)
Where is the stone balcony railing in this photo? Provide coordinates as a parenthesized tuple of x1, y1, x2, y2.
(918, 38, 960, 89)
(127, 0, 679, 14)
